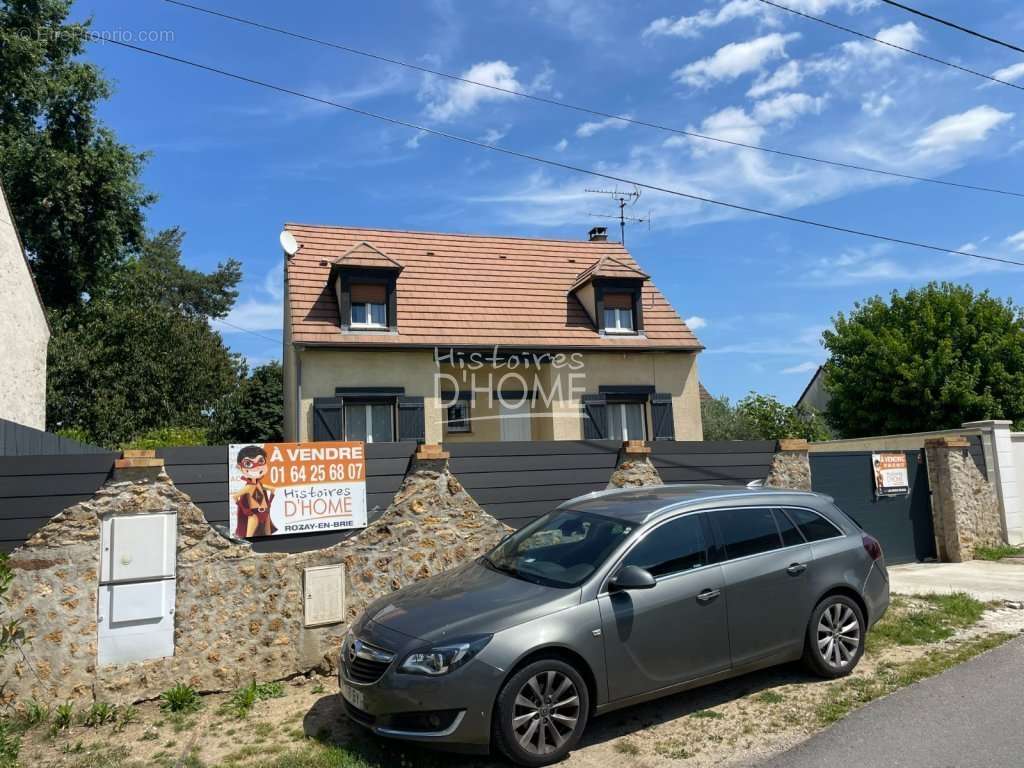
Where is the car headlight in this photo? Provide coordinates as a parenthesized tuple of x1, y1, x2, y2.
(398, 635, 492, 676)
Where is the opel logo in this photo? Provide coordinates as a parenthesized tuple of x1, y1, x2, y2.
(348, 639, 361, 663)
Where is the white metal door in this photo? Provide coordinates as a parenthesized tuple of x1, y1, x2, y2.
(499, 398, 532, 441)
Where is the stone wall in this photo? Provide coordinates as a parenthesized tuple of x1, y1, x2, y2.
(3, 448, 509, 705)
(765, 439, 812, 491)
(924, 437, 1005, 562)
(607, 441, 663, 489)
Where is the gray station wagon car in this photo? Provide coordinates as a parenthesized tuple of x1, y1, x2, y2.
(339, 485, 889, 766)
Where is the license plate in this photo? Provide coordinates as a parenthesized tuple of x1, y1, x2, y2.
(341, 682, 365, 710)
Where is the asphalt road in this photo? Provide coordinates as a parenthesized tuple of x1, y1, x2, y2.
(751, 635, 1024, 768)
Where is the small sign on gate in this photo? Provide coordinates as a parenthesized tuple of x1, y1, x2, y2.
(872, 452, 909, 497)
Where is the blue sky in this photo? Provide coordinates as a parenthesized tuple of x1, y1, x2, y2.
(72, 0, 1024, 403)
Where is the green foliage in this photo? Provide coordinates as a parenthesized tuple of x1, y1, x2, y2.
(46, 229, 244, 447)
(53, 702, 74, 730)
(701, 393, 831, 441)
(823, 282, 1024, 437)
(16, 700, 49, 729)
(973, 544, 1024, 561)
(81, 702, 116, 727)
(121, 426, 209, 450)
(159, 683, 202, 714)
(223, 680, 286, 719)
(0, 0, 154, 309)
(113, 705, 137, 733)
(209, 362, 284, 444)
(0, 555, 24, 657)
(866, 593, 985, 652)
(0, 719, 19, 768)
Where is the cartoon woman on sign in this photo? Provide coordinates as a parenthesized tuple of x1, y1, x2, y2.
(233, 445, 277, 538)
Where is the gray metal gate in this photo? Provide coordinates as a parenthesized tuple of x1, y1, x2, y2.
(810, 450, 935, 565)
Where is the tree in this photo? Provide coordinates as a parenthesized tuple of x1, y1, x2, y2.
(822, 282, 1024, 437)
(702, 393, 831, 442)
(0, 0, 153, 309)
(46, 230, 244, 447)
(209, 362, 284, 444)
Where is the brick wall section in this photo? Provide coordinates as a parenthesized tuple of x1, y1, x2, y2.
(924, 437, 1005, 562)
(607, 440, 663, 489)
(2, 447, 509, 705)
(765, 439, 812, 491)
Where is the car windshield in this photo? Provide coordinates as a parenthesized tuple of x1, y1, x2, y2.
(484, 510, 635, 588)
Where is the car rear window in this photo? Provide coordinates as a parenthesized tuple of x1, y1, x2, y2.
(773, 509, 805, 547)
(784, 507, 844, 542)
(714, 507, 782, 560)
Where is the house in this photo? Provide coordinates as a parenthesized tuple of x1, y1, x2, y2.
(796, 365, 830, 414)
(0, 180, 49, 430)
(282, 224, 704, 444)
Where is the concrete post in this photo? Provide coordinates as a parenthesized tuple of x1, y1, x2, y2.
(961, 420, 1022, 544)
(607, 441, 663, 489)
(765, 438, 812, 491)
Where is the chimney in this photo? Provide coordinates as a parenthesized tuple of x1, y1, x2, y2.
(588, 226, 608, 242)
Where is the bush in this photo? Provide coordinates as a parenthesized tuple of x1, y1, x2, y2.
(702, 393, 831, 441)
(53, 702, 74, 731)
(160, 683, 202, 714)
(81, 702, 116, 727)
(122, 426, 209, 450)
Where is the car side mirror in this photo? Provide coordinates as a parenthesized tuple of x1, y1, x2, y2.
(609, 565, 656, 591)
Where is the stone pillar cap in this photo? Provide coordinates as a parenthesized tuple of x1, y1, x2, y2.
(961, 420, 1014, 428)
(924, 436, 970, 448)
(777, 438, 810, 452)
(414, 443, 450, 460)
(115, 449, 164, 469)
(622, 440, 651, 455)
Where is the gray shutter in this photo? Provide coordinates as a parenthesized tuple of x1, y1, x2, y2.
(651, 393, 675, 441)
(581, 394, 608, 439)
(397, 396, 425, 443)
(312, 397, 344, 441)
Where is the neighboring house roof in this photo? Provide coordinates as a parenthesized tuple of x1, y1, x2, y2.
(332, 241, 404, 271)
(285, 224, 703, 350)
(0, 179, 50, 334)
(699, 382, 714, 403)
(796, 365, 830, 412)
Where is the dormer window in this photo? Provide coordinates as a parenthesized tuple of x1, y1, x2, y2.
(350, 284, 387, 328)
(602, 293, 635, 334)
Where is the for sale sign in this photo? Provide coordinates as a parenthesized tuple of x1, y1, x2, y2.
(228, 442, 367, 539)
(872, 452, 909, 497)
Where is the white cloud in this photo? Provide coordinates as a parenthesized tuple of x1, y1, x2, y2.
(676, 106, 765, 153)
(673, 33, 800, 88)
(752, 92, 826, 124)
(913, 106, 1014, 153)
(781, 361, 820, 374)
(861, 91, 895, 117)
(644, 0, 770, 39)
(220, 300, 282, 333)
(422, 60, 523, 122)
(990, 62, 1024, 85)
(479, 127, 508, 144)
(747, 61, 802, 98)
(1005, 231, 1024, 251)
(554, 138, 568, 152)
(841, 21, 922, 58)
(405, 130, 427, 149)
(575, 114, 631, 138)
(685, 315, 708, 330)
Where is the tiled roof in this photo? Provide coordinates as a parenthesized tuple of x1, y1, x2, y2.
(332, 241, 404, 271)
(285, 224, 702, 350)
(569, 254, 649, 291)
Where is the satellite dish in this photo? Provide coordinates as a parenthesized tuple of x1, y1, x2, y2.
(279, 230, 301, 256)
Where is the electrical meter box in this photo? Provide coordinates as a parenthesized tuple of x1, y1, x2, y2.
(100, 512, 176, 583)
(304, 564, 345, 627)
(97, 511, 177, 666)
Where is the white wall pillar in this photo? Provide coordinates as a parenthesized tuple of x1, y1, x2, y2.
(963, 420, 1023, 544)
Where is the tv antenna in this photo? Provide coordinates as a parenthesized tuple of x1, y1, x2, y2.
(584, 185, 649, 244)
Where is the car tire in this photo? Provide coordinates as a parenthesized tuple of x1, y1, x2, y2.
(493, 658, 590, 767)
(803, 594, 866, 679)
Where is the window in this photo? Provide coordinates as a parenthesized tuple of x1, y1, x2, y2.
(773, 509, 805, 547)
(344, 402, 393, 443)
(350, 284, 387, 328)
(622, 514, 707, 578)
(714, 507, 783, 560)
(446, 400, 470, 433)
(608, 401, 646, 441)
(784, 507, 843, 542)
(602, 293, 634, 333)
(485, 510, 635, 588)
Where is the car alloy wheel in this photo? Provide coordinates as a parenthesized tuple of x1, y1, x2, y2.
(816, 601, 861, 669)
(511, 670, 581, 756)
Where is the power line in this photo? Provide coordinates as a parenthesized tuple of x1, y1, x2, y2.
(879, 0, 1024, 55)
(212, 316, 283, 344)
(93, 35, 1024, 268)
(756, 0, 1024, 91)
(160, 0, 1024, 200)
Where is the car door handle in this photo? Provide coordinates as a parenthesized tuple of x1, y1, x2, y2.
(787, 562, 807, 576)
(696, 588, 721, 603)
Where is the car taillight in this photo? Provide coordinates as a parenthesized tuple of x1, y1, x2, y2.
(862, 534, 882, 561)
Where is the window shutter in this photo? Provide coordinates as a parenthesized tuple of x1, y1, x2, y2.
(397, 396, 425, 443)
(603, 292, 633, 309)
(651, 393, 675, 441)
(581, 394, 608, 439)
(312, 397, 344, 441)
(351, 283, 387, 303)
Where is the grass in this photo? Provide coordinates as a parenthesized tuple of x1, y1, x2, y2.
(222, 681, 286, 719)
(654, 740, 694, 760)
(866, 592, 986, 651)
(757, 691, 785, 705)
(974, 544, 1024, 561)
(161, 682, 202, 714)
(817, 632, 1012, 725)
(690, 709, 725, 719)
(614, 739, 641, 755)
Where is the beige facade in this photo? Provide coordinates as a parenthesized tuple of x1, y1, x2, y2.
(285, 346, 702, 443)
(0, 183, 49, 429)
